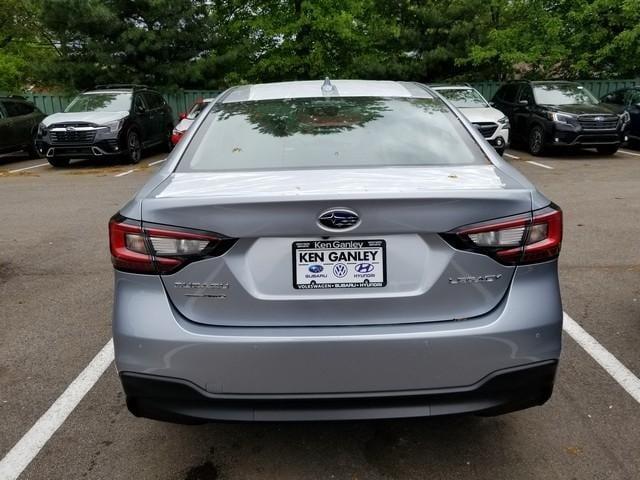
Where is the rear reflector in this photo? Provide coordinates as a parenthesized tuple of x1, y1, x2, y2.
(109, 214, 235, 274)
(441, 205, 562, 265)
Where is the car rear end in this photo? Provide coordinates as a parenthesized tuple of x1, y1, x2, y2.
(111, 80, 563, 423)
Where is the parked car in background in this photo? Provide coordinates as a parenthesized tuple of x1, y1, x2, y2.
(36, 84, 174, 167)
(0, 96, 45, 158)
(492, 81, 628, 156)
(111, 79, 563, 423)
(432, 85, 509, 155)
(600, 86, 640, 148)
(171, 98, 214, 145)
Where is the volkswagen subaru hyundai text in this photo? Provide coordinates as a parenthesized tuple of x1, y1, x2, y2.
(110, 80, 563, 423)
(37, 84, 174, 167)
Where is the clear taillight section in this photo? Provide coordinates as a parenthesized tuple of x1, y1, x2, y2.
(109, 214, 235, 274)
(442, 205, 562, 265)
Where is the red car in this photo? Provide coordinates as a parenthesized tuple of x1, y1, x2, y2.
(171, 98, 214, 145)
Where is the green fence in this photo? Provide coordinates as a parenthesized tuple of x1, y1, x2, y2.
(5, 79, 640, 118)
(471, 79, 640, 101)
(9, 90, 221, 121)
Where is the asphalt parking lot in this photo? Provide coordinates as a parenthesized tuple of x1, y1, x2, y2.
(1, 147, 639, 480)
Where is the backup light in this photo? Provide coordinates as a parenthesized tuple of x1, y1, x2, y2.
(441, 205, 563, 265)
(109, 215, 235, 274)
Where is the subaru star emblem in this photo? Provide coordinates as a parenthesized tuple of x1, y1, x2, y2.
(317, 208, 360, 231)
(66, 126, 76, 131)
(308, 264, 323, 273)
(594, 116, 604, 122)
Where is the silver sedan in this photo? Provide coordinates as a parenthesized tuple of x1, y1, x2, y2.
(109, 79, 563, 423)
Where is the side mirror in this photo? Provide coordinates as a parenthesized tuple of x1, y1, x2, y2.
(179, 112, 187, 120)
(136, 104, 146, 114)
(488, 101, 496, 107)
(518, 99, 529, 106)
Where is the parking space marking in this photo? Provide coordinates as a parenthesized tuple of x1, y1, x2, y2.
(148, 158, 167, 167)
(0, 340, 114, 480)
(563, 312, 640, 404)
(504, 153, 520, 160)
(8, 163, 49, 174)
(618, 149, 640, 157)
(525, 160, 554, 170)
(114, 169, 136, 177)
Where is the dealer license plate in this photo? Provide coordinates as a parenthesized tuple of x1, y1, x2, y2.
(292, 239, 386, 289)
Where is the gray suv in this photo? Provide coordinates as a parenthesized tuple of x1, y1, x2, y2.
(37, 84, 173, 167)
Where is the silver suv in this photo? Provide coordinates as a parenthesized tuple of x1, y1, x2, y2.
(37, 84, 173, 167)
(110, 80, 563, 423)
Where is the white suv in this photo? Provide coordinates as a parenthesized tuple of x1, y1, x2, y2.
(432, 85, 510, 155)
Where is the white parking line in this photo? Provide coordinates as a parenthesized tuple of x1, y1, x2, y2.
(148, 158, 167, 167)
(114, 169, 136, 177)
(525, 160, 554, 170)
(0, 340, 114, 480)
(504, 153, 520, 160)
(563, 312, 640, 403)
(8, 163, 49, 174)
(618, 149, 640, 157)
(3, 312, 640, 478)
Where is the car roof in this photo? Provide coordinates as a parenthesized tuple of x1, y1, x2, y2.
(83, 90, 133, 95)
(221, 80, 433, 103)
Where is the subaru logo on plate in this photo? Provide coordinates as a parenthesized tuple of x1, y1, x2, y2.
(317, 208, 360, 231)
(333, 263, 348, 278)
(308, 264, 323, 273)
(355, 263, 374, 273)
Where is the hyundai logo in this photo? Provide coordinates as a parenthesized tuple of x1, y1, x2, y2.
(333, 263, 348, 278)
(317, 208, 360, 231)
(355, 263, 374, 273)
(308, 264, 323, 273)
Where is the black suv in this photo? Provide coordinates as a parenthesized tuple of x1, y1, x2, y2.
(492, 81, 628, 155)
(36, 84, 174, 167)
(600, 87, 640, 148)
(0, 96, 45, 158)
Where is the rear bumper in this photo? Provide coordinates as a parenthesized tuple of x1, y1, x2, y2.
(121, 360, 558, 423)
(113, 261, 563, 421)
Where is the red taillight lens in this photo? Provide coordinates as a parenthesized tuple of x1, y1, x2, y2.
(109, 214, 233, 274)
(442, 205, 562, 265)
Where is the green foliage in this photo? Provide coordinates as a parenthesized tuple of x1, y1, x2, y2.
(1, 0, 639, 91)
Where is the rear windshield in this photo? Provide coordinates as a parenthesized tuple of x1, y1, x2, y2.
(437, 89, 488, 108)
(178, 97, 487, 172)
(533, 84, 598, 106)
(65, 92, 132, 113)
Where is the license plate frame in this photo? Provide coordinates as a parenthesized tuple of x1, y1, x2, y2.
(292, 239, 387, 290)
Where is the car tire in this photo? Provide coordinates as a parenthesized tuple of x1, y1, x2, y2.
(47, 157, 70, 167)
(26, 142, 41, 159)
(125, 129, 142, 164)
(596, 145, 619, 155)
(528, 125, 546, 156)
(162, 125, 174, 153)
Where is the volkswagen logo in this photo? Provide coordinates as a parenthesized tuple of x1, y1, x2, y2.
(355, 263, 374, 273)
(333, 263, 348, 278)
(317, 208, 360, 231)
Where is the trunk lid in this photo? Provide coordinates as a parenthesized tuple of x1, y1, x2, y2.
(143, 165, 532, 327)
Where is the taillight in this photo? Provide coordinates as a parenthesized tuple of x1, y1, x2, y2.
(441, 205, 562, 265)
(170, 129, 184, 145)
(109, 214, 235, 274)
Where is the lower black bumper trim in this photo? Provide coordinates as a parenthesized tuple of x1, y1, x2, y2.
(120, 360, 558, 423)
